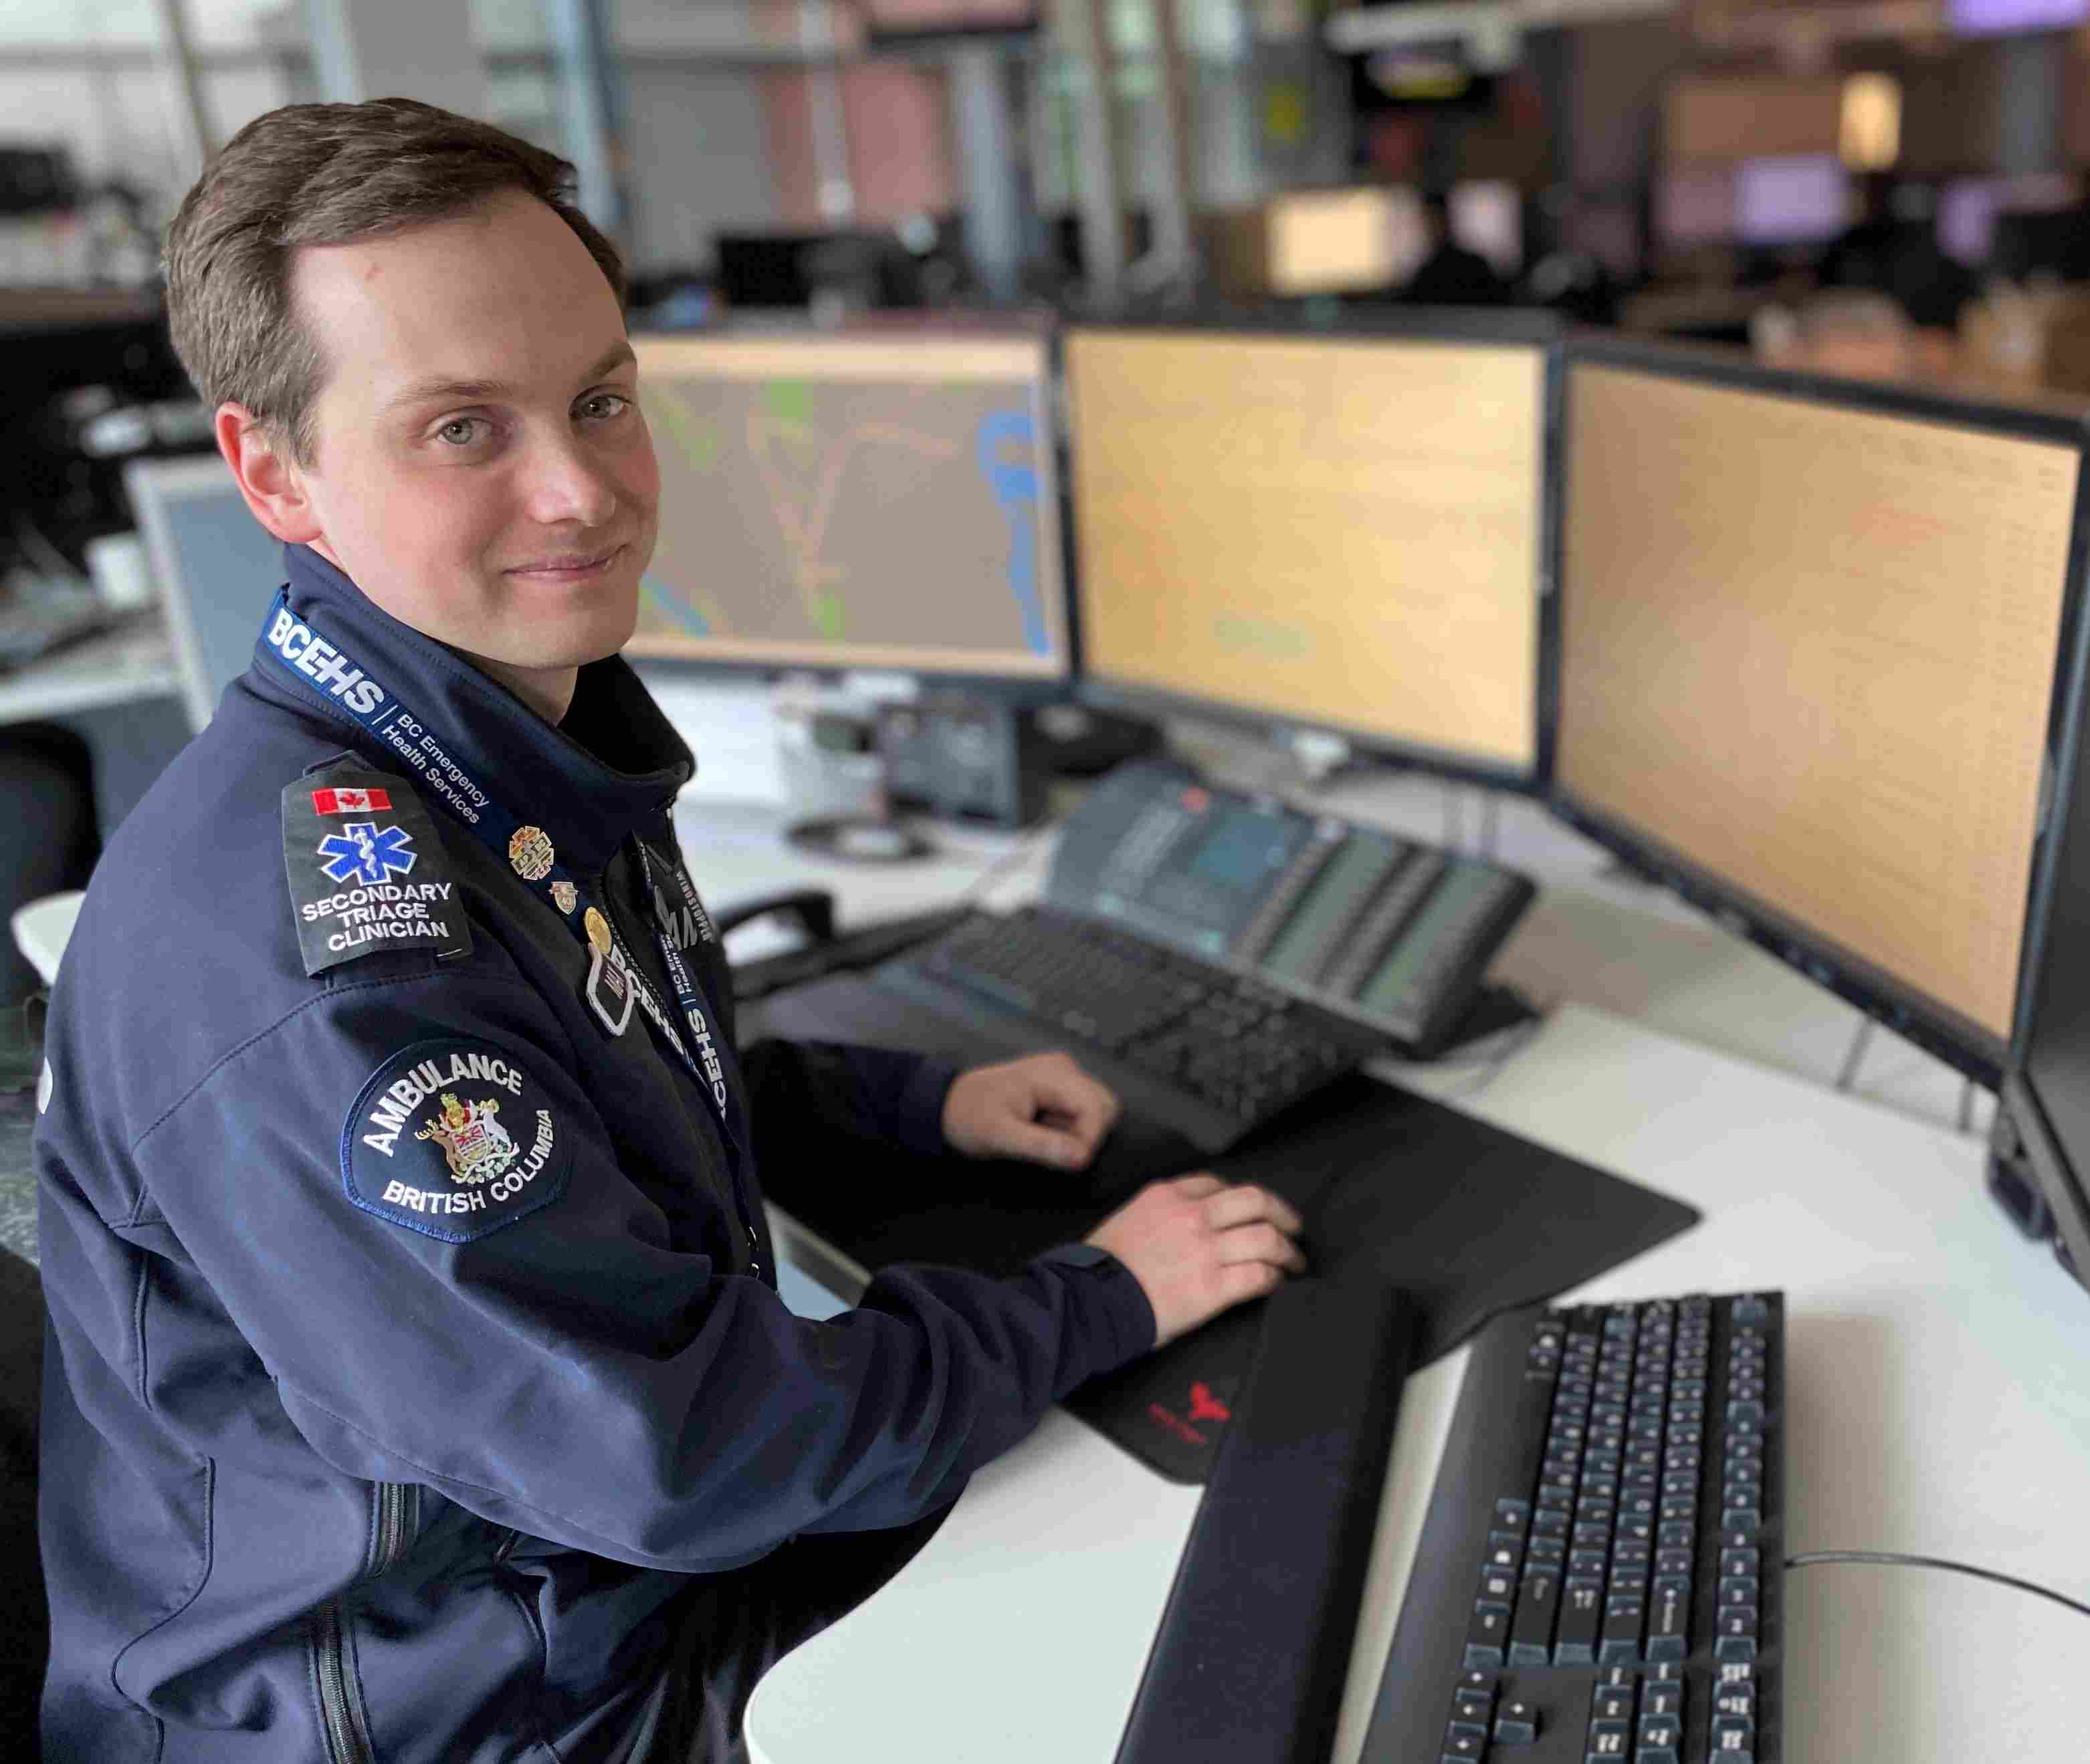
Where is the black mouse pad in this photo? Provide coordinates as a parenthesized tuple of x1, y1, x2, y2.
(745, 974, 1702, 1482)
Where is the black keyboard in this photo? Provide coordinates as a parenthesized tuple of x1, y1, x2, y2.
(878, 906, 1386, 1153)
(1362, 1293, 1783, 1764)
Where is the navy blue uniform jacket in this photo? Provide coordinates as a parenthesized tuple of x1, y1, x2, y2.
(33, 545, 1156, 1762)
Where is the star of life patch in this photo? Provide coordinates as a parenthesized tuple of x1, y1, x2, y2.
(284, 766, 473, 976)
(343, 1037, 570, 1241)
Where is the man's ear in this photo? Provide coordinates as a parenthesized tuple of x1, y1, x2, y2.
(215, 404, 325, 546)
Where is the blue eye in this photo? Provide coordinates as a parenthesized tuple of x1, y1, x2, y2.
(437, 418, 484, 447)
(580, 393, 631, 422)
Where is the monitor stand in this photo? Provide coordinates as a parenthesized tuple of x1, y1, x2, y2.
(1427, 981, 1544, 1063)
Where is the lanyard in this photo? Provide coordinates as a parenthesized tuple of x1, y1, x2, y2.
(253, 593, 750, 1186)
(632, 840, 722, 1084)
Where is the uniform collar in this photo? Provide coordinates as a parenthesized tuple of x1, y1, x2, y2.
(252, 543, 692, 879)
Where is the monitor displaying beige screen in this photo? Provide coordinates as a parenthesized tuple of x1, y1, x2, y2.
(1559, 362, 2083, 1045)
(631, 331, 1067, 677)
(1066, 330, 1547, 773)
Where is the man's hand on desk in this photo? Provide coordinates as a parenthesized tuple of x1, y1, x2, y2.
(942, 1052, 1123, 1170)
(1085, 1176, 1308, 1349)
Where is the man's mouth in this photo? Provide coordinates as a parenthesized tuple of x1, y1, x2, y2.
(506, 544, 626, 580)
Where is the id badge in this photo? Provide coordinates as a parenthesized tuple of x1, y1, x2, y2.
(585, 945, 636, 1037)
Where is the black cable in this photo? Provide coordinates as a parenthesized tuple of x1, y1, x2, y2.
(1785, 1550, 2090, 1622)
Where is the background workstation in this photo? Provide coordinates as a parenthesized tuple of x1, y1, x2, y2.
(10, 308, 2090, 1761)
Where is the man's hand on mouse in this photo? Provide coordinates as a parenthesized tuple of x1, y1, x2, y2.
(942, 1051, 1122, 1170)
(1084, 1175, 1308, 1348)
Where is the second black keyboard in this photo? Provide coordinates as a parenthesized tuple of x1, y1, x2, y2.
(1362, 1292, 1784, 1764)
(877, 906, 1386, 1152)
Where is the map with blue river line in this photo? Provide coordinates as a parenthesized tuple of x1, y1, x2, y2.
(632, 366, 1055, 668)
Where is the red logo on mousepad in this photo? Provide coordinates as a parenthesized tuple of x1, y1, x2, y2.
(1148, 1378, 1237, 1448)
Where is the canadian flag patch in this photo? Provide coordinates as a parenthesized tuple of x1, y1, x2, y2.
(312, 786, 393, 815)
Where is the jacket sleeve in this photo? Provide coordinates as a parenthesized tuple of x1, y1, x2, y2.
(740, 1036, 959, 1160)
(119, 967, 1154, 1574)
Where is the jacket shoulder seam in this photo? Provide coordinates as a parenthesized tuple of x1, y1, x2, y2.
(124, 971, 562, 1180)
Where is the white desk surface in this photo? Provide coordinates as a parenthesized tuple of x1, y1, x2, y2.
(10, 889, 82, 988)
(746, 1004, 2090, 1764)
(663, 756, 2083, 1764)
(0, 614, 179, 724)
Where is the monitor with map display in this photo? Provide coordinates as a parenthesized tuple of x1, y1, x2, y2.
(627, 330, 1069, 679)
(1063, 319, 1557, 783)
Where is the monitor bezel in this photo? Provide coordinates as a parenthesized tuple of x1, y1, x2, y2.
(623, 324, 1075, 688)
(1998, 511, 2090, 1285)
(1060, 308, 1565, 792)
(1550, 332, 2090, 1086)
(2002, 1067, 2090, 1291)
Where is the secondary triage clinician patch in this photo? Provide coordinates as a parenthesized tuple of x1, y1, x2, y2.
(282, 766, 473, 976)
(343, 1037, 570, 1241)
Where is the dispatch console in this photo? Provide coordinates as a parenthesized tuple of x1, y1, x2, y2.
(878, 762, 1534, 1149)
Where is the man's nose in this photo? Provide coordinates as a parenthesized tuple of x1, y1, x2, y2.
(524, 434, 620, 528)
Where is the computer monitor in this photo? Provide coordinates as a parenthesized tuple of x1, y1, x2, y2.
(2001, 596, 2090, 1291)
(1262, 187, 1431, 296)
(629, 328, 1069, 681)
(1554, 338, 2090, 1083)
(1063, 317, 1557, 784)
(1949, 0, 2087, 32)
(1735, 154, 1849, 246)
(124, 454, 286, 733)
(1940, 179, 2001, 266)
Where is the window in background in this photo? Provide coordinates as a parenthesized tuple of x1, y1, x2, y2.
(1031, 0, 1338, 235)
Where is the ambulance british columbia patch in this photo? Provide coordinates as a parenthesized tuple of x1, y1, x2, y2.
(343, 1038, 570, 1241)
(283, 766, 473, 976)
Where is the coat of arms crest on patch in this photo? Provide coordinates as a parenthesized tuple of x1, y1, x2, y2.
(413, 1092, 519, 1185)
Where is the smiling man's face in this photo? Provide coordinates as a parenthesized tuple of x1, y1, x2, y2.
(241, 189, 659, 711)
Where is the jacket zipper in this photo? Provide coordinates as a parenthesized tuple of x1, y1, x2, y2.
(371, 1480, 413, 1574)
(310, 1482, 416, 1764)
(310, 1597, 376, 1764)
(602, 874, 765, 1281)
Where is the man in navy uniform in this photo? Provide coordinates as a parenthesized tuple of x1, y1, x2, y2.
(33, 99, 1305, 1763)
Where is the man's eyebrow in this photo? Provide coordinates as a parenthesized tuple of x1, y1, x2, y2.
(381, 340, 639, 415)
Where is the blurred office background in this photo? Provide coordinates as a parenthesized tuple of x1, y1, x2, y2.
(15, 0, 2090, 574)
(11, 0, 2090, 1065)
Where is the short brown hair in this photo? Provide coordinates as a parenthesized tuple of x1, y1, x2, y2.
(165, 98, 626, 465)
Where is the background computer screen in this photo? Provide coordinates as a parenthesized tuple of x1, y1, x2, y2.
(1735, 153, 1850, 245)
(124, 455, 286, 733)
(1263, 187, 1431, 296)
(631, 330, 1068, 678)
(1064, 327, 1548, 778)
(1558, 356, 2083, 1059)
